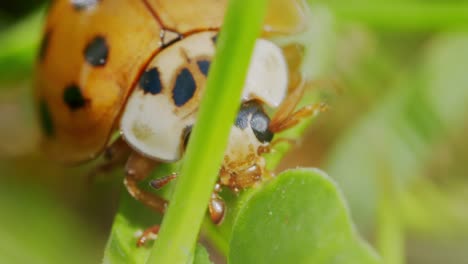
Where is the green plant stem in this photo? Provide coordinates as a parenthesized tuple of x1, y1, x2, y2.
(145, 1, 268, 263)
(327, 2, 468, 31)
(377, 174, 405, 264)
(201, 218, 229, 257)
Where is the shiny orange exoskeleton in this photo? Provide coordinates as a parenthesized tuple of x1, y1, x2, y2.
(36, 0, 317, 246)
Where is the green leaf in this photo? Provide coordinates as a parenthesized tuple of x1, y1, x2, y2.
(229, 168, 380, 264)
(193, 244, 213, 264)
(102, 192, 161, 264)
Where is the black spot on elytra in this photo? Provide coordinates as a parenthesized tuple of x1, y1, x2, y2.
(173, 68, 196, 107)
(197, 60, 211, 76)
(139, 68, 162, 95)
(72, 0, 100, 10)
(250, 110, 273, 143)
(84, 35, 108, 67)
(63, 84, 87, 110)
(39, 100, 54, 137)
(38, 30, 51, 62)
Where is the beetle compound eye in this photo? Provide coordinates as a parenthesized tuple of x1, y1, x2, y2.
(235, 101, 274, 143)
(250, 111, 273, 143)
(235, 101, 260, 129)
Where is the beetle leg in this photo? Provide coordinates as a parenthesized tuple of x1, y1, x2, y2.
(149, 173, 226, 225)
(125, 152, 167, 214)
(283, 44, 305, 92)
(88, 137, 131, 182)
(269, 102, 328, 133)
(136, 225, 160, 247)
(257, 138, 298, 155)
(149, 173, 177, 189)
(209, 183, 226, 225)
(269, 71, 339, 134)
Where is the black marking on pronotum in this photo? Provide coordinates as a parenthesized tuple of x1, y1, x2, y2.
(84, 35, 109, 67)
(39, 100, 54, 137)
(72, 0, 100, 11)
(211, 34, 218, 45)
(39, 30, 52, 62)
(197, 60, 211, 77)
(173, 68, 196, 107)
(63, 84, 88, 110)
(182, 125, 193, 149)
(139, 68, 163, 95)
(250, 110, 273, 143)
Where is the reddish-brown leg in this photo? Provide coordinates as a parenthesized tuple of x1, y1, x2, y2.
(125, 152, 172, 247)
(137, 180, 226, 246)
(149, 173, 177, 189)
(135, 173, 176, 247)
(257, 138, 299, 155)
(137, 174, 226, 246)
(88, 137, 131, 182)
(124, 152, 168, 214)
(269, 79, 307, 129)
(269, 74, 337, 134)
(137, 225, 160, 247)
(209, 183, 226, 225)
(150, 173, 226, 225)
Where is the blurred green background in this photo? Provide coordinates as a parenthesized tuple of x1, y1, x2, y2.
(1, 0, 468, 263)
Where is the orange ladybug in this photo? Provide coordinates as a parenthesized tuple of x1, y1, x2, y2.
(36, 0, 320, 245)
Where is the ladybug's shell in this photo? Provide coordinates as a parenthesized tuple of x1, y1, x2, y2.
(36, 0, 307, 163)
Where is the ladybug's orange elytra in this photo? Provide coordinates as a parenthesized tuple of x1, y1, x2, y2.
(37, 0, 307, 164)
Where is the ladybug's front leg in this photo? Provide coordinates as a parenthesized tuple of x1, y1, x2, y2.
(136, 176, 226, 247)
(269, 102, 328, 133)
(124, 152, 168, 214)
(152, 175, 226, 225)
(136, 225, 160, 247)
(149, 174, 226, 224)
